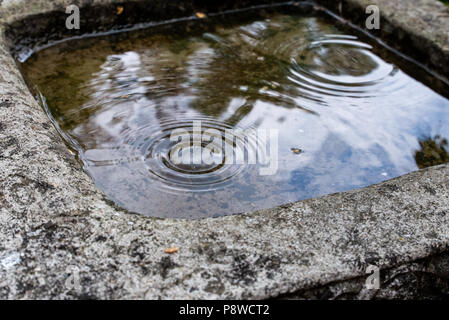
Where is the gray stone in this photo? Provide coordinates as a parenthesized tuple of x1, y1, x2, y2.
(0, 0, 448, 299)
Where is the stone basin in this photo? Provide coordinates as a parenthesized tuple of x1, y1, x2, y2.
(0, 0, 449, 299)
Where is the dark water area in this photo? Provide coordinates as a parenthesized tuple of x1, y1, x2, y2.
(20, 6, 449, 218)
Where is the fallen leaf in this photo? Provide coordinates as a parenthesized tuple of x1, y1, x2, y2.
(195, 12, 206, 19)
(117, 6, 124, 15)
(164, 247, 178, 254)
(291, 148, 303, 154)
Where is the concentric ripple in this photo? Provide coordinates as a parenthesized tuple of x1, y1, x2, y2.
(287, 35, 405, 99)
(119, 117, 264, 193)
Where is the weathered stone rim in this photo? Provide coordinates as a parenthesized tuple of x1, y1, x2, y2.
(0, 0, 449, 299)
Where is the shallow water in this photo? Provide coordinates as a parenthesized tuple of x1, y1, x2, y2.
(21, 7, 449, 218)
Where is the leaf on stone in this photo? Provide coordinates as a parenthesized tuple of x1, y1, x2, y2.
(164, 247, 179, 254)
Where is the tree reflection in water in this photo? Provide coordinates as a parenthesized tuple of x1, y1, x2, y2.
(415, 135, 449, 169)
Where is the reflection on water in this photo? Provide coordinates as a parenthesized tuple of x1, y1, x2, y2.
(21, 9, 449, 218)
(415, 135, 449, 169)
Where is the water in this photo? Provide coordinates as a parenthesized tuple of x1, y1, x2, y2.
(20, 7, 449, 218)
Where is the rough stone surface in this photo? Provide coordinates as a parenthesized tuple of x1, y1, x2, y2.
(0, 0, 448, 299)
(285, 251, 449, 300)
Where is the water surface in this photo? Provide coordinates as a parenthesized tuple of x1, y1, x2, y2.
(21, 7, 449, 218)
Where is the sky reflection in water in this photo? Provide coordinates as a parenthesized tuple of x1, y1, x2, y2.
(21, 11, 449, 218)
